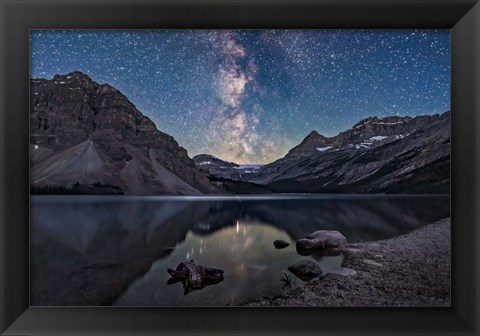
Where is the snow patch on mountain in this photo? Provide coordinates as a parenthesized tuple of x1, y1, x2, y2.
(370, 135, 388, 141)
(317, 146, 333, 152)
(237, 164, 263, 169)
(233, 164, 263, 173)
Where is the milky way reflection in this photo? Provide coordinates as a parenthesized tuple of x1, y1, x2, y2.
(30, 195, 449, 306)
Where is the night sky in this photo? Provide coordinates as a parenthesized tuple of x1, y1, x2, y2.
(30, 30, 450, 164)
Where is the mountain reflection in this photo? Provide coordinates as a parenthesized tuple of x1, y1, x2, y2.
(30, 195, 449, 306)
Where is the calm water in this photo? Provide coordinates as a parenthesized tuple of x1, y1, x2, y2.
(30, 195, 450, 306)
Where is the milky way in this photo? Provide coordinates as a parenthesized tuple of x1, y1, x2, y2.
(30, 30, 450, 163)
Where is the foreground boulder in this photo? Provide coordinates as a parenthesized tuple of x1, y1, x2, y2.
(287, 260, 323, 281)
(273, 240, 290, 249)
(167, 260, 224, 295)
(296, 230, 347, 250)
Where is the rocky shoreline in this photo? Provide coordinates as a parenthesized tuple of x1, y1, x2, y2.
(242, 218, 451, 307)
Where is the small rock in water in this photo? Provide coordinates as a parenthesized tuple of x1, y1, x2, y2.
(306, 230, 347, 248)
(287, 260, 323, 281)
(273, 240, 290, 249)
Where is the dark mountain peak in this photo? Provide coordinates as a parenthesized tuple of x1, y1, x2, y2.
(64, 71, 91, 80)
(299, 131, 329, 146)
(193, 154, 216, 160)
(67, 70, 86, 76)
(286, 131, 331, 158)
(31, 72, 138, 117)
(353, 116, 379, 128)
(305, 130, 326, 140)
(30, 71, 214, 195)
(285, 113, 443, 159)
(352, 115, 411, 129)
(193, 154, 239, 168)
(305, 129, 328, 142)
(45, 71, 99, 90)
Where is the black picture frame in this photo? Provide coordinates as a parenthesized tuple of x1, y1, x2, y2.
(1, 0, 479, 335)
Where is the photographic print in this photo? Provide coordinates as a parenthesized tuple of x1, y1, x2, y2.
(29, 29, 450, 307)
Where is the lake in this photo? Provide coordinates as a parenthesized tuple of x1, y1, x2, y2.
(30, 194, 450, 306)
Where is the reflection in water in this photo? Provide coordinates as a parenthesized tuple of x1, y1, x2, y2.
(114, 221, 343, 306)
(30, 195, 450, 306)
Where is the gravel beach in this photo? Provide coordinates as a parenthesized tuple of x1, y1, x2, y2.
(242, 217, 451, 307)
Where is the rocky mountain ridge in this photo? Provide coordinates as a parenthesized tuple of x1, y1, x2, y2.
(192, 154, 240, 168)
(30, 71, 213, 195)
(30, 71, 450, 195)
(196, 112, 450, 194)
(286, 114, 442, 158)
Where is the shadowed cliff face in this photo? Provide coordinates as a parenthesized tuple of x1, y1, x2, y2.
(30, 195, 449, 306)
(30, 72, 214, 195)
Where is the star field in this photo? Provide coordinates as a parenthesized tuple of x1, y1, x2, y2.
(30, 30, 450, 164)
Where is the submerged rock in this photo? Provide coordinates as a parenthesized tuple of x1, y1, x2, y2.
(167, 260, 224, 295)
(287, 260, 323, 281)
(273, 240, 290, 249)
(296, 230, 347, 251)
